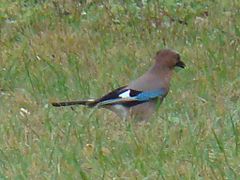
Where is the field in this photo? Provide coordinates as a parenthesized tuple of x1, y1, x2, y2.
(1, 0, 240, 179)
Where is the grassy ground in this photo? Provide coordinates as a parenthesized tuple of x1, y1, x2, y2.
(1, 0, 240, 179)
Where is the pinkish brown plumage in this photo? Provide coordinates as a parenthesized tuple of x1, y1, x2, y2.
(52, 49, 185, 121)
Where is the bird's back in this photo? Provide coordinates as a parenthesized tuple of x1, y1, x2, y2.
(128, 69, 170, 92)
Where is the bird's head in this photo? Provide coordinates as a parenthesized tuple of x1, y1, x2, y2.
(154, 49, 185, 70)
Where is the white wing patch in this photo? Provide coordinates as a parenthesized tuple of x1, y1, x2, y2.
(119, 90, 131, 98)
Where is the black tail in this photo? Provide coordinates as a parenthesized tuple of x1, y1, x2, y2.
(51, 99, 97, 107)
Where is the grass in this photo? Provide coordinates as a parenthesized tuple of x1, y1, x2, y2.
(1, 0, 240, 179)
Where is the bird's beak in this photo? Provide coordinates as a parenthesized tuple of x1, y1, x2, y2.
(175, 61, 186, 68)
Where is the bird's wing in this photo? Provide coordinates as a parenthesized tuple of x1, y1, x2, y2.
(134, 88, 168, 101)
(96, 87, 167, 107)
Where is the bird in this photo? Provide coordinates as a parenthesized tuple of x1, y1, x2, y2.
(51, 49, 185, 121)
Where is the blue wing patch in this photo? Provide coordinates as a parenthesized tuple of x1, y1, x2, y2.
(135, 88, 167, 101)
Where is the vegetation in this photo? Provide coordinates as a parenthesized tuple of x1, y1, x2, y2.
(1, 0, 240, 179)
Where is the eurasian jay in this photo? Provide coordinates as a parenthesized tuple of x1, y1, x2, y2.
(51, 49, 185, 121)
